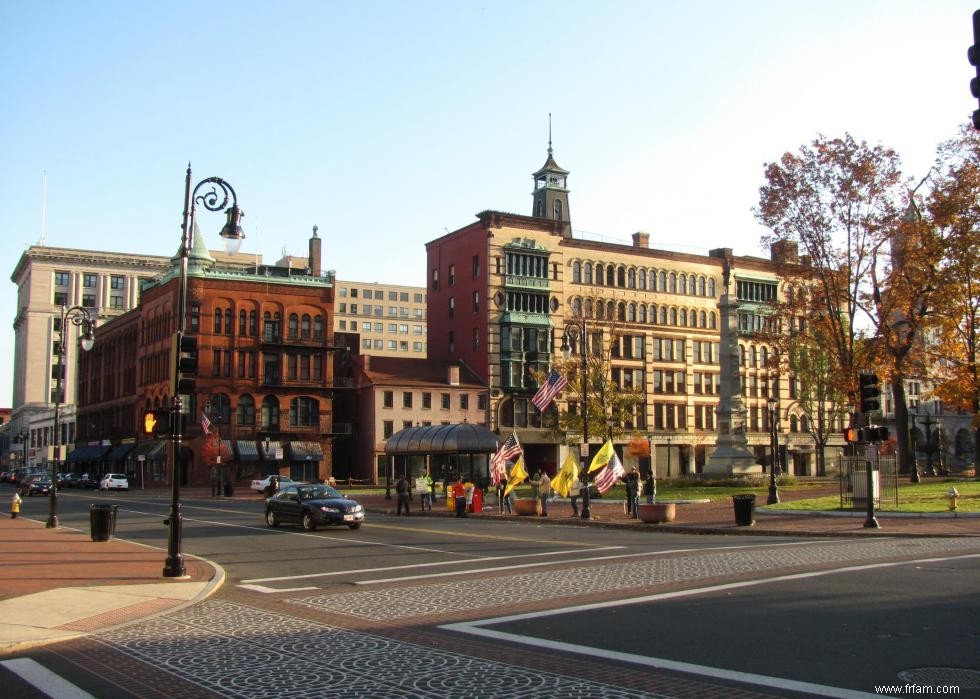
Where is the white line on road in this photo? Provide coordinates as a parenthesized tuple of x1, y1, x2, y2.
(0, 658, 95, 699)
(442, 551, 980, 699)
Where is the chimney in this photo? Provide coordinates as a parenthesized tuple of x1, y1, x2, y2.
(309, 225, 322, 276)
(448, 365, 460, 386)
(631, 231, 649, 248)
(770, 240, 799, 264)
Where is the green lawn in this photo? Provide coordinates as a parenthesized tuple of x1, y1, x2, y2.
(768, 480, 980, 513)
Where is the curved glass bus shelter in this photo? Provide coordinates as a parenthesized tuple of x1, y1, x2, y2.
(384, 423, 497, 487)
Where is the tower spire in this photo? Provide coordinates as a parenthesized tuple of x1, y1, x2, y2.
(548, 112, 553, 157)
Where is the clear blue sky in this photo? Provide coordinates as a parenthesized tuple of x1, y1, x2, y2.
(1, 0, 975, 407)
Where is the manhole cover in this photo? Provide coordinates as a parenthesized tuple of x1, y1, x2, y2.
(897, 667, 980, 688)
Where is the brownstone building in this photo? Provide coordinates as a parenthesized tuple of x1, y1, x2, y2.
(77, 230, 343, 488)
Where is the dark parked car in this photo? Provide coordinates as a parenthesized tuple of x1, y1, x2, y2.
(264, 484, 364, 531)
(77, 473, 99, 489)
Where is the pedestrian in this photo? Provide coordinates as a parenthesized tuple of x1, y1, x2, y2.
(265, 475, 280, 498)
(538, 471, 551, 517)
(644, 469, 656, 504)
(625, 467, 640, 518)
(10, 491, 21, 519)
(569, 470, 583, 517)
(420, 471, 433, 511)
(395, 473, 411, 515)
(529, 471, 542, 515)
(454, 477, 467, 517)
(465, 482, 475, 513)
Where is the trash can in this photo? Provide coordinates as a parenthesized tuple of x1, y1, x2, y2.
(223, 482, 234, 497)
(90, 503, 118, 542)
(732, 494, 756, 526)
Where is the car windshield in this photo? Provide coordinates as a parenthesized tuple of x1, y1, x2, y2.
(298, 485, 342, 500)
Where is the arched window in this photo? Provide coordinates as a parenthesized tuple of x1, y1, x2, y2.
(572, 261, 582, 283)
(236, 394, 255, 426)
(659, 306, 668, 324)
(638, 270, 646, 290)
(679, 309, 687, 326)
(313, 315, 324, 339)
(595, 264, 604, 286)
(606, 266, 615, 286)
(740, 345, 747, 366)
(659, 271, 667, 291)
(761, 346, 769, 368)
(750, 346, 758, 368)
(214, 309, 222, 334)
(617, 302, 626, 321)
(290, 396, 319, 427)
(649, 270, 657, 291)
(584, 299, 594, 318)
(627, 303, 636, 322)
(699, 310, 707, 328)
(584, 263, 593, 284)
(595, 301, 605, 320)
(670, 308, 677, 326)
(288, 313, 299, 339)
(627, 268, 636, 288)
(669, 273, 677, 294)
(301, 314, 311, 338)
(708, 278, 716, 297)
(689, 309, 697, 327)
(249, 310, 257, 336)
(680, 274, 687, 295)
(261, 396, 280, 431)
(607, 301, 616, 319)
(571, 297, 582, 316)
(709, 311, 717, 329)
(554, 199, 563, 220)
(790, 415, 799, 433)
(638, 305, 647, 323)
(224, 309, 232, 334)
(698, 276, 706, 296)
(239, 310, 247, 335)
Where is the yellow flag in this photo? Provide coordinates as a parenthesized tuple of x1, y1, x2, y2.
(504, 456, 528, 496)
(551, 451, 579, 497)
(588, 439, 615, 473)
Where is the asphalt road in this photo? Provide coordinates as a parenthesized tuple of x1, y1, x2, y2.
(5, 492, 980, 698)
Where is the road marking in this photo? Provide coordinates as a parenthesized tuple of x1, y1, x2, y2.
(442, 551, 980, 699)
(0, 658, 95, 699)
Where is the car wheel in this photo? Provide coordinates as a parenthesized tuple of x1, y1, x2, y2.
(348, 522, 362, 530)
(302, 511, 317, 531)
(265, 509, 280, 527)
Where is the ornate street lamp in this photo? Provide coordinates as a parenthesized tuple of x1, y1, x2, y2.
(767, 396, 780, 504)
(561, 317, 591, 520)
(164, 165, 244, 578)
(49, 305, 95, 528)
(909, 410, 921, 484)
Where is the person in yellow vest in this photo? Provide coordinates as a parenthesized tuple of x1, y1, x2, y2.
(11, 491, 22, 519)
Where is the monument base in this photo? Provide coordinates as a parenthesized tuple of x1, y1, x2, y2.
(703, 446, 762, 476)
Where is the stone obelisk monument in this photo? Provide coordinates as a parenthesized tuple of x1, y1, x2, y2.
(704, 251, 761, 475)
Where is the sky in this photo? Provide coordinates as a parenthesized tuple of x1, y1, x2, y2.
(1, 0, 976, 408)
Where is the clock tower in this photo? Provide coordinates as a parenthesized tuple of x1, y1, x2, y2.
(531, 121, 571, 236)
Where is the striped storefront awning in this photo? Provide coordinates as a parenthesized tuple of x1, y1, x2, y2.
(235, 441, 260, 461)
(126, 440, 168, 460)
(289, 441, 324, 461)
(259, 441, 281, 461)
(67, 445, 112, 462)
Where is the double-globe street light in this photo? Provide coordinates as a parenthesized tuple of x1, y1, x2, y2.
(767, 395, 780, 505)
(164, 165, 244, 578)
(561, 317, 591, 520)
(49, 305, 95, 528)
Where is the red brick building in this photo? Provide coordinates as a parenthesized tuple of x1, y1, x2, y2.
(77, 230, 343, 489)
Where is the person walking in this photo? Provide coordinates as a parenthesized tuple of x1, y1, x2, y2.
(10, 491, 21, 519)
(420, 471, 433, 511)
(395, 473, 411, 515)
(454, 477, 467, 517)
(644, 469, 657, 504)
(538, 471, 551, 517)
(529, 471, 542, 516)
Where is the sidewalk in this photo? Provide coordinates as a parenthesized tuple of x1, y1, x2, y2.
(0, 484, 976, 657)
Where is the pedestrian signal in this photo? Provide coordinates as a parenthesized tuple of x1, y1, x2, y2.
(142, 409, 170, 438)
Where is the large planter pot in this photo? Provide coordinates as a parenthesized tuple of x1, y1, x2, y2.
(513, 498, 539, 516)
(637, 502, 675, 524)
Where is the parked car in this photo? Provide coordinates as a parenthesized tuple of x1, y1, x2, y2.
(22, 476, 53, 497)
(250, 475, 299, 493)
(99, 473, 129, 491)
(77, 473, 99, 489)
(264, 484, 364, 531)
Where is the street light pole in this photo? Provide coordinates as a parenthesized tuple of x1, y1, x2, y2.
(666, 434, 673, 478)
(562, 316, 591, 520)
(48, 305, 95, 528)
(910, 411, 921, 484)
(164, 165, 244, 579)
(767, 396, 780, 504)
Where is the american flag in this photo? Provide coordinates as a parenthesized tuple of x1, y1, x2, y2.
(490, 433, 521, 486)
(201, 412, 212, 435)
(594, 451, 625, 494)
(531, 369, 568, 412)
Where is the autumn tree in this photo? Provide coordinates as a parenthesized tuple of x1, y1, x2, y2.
(924, 124, 980, 469)
(755, 133, 908, 458)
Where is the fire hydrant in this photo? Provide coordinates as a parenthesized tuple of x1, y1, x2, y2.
(947, 486, 959, 511)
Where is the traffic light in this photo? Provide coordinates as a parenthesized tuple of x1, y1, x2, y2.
(970, 10, 980, 130)
(855, 426, 890, 443)
(859, 373, 880, 414)
(142, 409, 171, 438)
(176, 334, 198, 394)
(845, 427, 860, 443)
